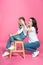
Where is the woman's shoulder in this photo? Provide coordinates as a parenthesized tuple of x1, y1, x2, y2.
(31, 27, 36, 31)
(32, 27, 35, 29)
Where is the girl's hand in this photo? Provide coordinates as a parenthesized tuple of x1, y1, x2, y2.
(9, 33, 13, 37)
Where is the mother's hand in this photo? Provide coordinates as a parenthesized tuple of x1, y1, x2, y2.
(21, 19, 25, 25)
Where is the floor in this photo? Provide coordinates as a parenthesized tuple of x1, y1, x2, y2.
(0, 42, 43, 65)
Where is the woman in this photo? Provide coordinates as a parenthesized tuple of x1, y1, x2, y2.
(22, 17, 40, 57)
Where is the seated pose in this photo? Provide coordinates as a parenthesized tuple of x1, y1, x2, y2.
(2, 17, 27, 56)
(21, 17, 40, 57)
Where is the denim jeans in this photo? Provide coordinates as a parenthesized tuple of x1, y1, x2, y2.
(24, 41, 40, 52)
(6, 32, 26, 49)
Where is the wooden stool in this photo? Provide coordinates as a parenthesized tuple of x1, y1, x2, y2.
(9, 40, 25, 59)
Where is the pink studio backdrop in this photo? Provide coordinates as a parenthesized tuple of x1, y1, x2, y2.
(0, 0, 43, 47)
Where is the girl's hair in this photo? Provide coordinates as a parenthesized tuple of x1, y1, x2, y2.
(30, 17, 38, 33)
(18, 17, 26, 29)
(18, 17, 26, 25)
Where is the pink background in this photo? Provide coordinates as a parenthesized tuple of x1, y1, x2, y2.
(0, 0, 43, 65)
(0, 0, 43, 47)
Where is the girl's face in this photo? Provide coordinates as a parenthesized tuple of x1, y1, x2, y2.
(28, 19, 33, 27)
(18, 20, 23, 26)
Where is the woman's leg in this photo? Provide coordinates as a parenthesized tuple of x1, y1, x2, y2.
(24, 41, 40, 52)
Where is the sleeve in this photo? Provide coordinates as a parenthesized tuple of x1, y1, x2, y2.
(31, 27, 36, 32)
(17, 27, 23, 34)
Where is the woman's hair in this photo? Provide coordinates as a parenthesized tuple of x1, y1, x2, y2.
(18, 17, 26, 29)
(30, 17, 38, 33)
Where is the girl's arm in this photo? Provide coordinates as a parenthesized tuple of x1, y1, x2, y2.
(9, 32, 18, 37)
(9, 28, 23, 37)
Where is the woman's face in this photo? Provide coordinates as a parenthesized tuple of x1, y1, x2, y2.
(28, 19, 33, 27)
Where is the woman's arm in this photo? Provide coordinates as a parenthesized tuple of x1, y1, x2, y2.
(21, 19, 32, 32)
(27, 27, 32, 32)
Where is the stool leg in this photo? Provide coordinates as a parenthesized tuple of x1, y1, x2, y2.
(23, 48, 25, 59)
(10, 50, 12, 59)
(22, 43, 25, 59)
(14, 41, 16, 51)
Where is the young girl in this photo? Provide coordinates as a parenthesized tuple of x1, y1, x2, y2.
(22, 17, 40, 57)
(2, 17, 27, 57)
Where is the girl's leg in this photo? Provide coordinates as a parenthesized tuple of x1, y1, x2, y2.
(13, 32, 26, 40)
(2, 35, 19, 57)
(6, 33, 25, 49)
(6, 36, 14, 49)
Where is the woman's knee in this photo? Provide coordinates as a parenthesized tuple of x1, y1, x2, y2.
(24, 43, 29, 49)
